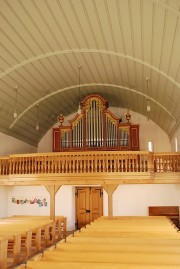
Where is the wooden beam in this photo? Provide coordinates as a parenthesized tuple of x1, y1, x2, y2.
(2, 171, 180, 186)
(103, 184, 118, 218)
(45, 185, 62, 220)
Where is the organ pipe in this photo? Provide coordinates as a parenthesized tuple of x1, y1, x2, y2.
(55, 95, 139, 151)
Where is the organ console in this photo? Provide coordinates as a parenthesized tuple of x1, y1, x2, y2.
(52, 94, 139, 152)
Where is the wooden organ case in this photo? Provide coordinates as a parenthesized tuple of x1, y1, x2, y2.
(53, 94, 139, 152)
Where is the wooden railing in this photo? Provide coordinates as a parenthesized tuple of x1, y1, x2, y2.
(0, 156, 9, 175)
(0, 151, 179, 176)
(9, 151, 150, 175)
(154, 153, 180, 173)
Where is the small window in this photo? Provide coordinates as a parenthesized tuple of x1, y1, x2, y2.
(148, 140, 153, 152)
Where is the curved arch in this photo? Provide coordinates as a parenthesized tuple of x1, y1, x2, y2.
(149, 0, 180, 17)
(1, 49, 180, 90)
(9, 83, 176, 129)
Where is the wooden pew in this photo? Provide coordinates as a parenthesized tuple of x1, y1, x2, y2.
(85, 224, 178, 232)
(1, 222, 44, 253)
(98, 216, 177, 223)
(0, 228, 32, 266)
(72, 220, 180, 239)
(0, 237, 8, 269)
(90, 216, 179, 231)
(73, 231, 180, 239)
(54, 242, 180, 254)
(95, 215, 175, 223)
(11, 215, 67, 240)
(41, 250, 180, 265)
(26, 260, 180, 269)
(0, 217, 60, 268)
(0, 232, 22, 268)
(28, 216, 180, 268)
(65, 235, 180, 245)
(1, 218, 56, 247)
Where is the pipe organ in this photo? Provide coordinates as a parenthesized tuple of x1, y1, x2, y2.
(53, 94, 139, 152)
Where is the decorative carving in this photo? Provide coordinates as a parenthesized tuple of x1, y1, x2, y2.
(126, 109, 131, 123)
(57, 113, 64, 126)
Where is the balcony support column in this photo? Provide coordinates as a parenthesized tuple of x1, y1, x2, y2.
(103, 184, 118, 218)
(45, 185, 62, 220)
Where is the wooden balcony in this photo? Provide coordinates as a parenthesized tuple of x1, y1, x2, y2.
(0, 151, 179, 186)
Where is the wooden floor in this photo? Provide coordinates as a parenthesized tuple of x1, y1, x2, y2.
(18, 216, 180, 269)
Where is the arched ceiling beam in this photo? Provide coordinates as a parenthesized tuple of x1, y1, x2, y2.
(150, 0, 180, 17)
(1, 49, 180, 90)
(169, 120, 180, 139)
(9, 83, 176, 129)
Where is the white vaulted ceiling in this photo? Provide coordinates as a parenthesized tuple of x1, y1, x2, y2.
(0, 0, 180, 146)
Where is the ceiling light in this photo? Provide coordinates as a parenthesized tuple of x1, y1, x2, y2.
(77, 103, 81, 115)
(146, 78, 151, 113)
(36, 122, 39, 131)
(77, 65, 82, 115)
(13, 111, 17, 118)
(36, 104, 39, 131)
(13, 86, 18, 118)
(147, 104, 151, 112)
(146, 98, 151, 112)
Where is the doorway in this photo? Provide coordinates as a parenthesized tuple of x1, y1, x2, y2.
(75, 187, 103, 229)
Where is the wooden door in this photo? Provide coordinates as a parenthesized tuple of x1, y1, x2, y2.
(75, 187, 103, 229)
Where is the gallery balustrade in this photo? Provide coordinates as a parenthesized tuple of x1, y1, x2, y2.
(0, 151, 179, 176)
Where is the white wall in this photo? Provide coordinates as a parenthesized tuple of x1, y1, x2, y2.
(171, 126, 180, 152)
(7, 186, 50, 217)
(0, 132, 36, 155)
(103, 184, 180, 217)
(0, 186, 8, 218)
(110, 108, 171, 152)
(55, 186, 76, 231)
(38, 109, 171, 153)
(5, 184, 180, 230)
(112, 184, 180, 216)
(0, 133, 36, 218)
(7, 185, 75, 230)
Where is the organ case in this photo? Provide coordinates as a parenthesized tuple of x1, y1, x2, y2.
(53, 94, 139, 152)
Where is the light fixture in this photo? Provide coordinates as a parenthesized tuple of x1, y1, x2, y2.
(36, 104, 39, 131)
(147, 99, 151, 112)
(77, 65, 82, 114)
(13, 86, 18, 118)
(146, 77, 151, 115)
